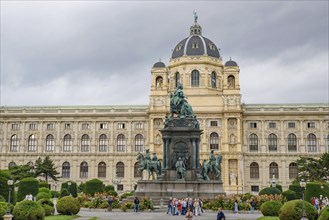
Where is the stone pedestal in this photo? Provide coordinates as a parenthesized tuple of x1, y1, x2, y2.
(3, 214, 13, 220)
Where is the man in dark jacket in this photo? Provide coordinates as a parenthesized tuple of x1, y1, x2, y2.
(217, 207, 225, 220)
(134, 197, 140, 213)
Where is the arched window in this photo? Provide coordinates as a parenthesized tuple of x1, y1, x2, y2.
(135, 134, 144, 152)
(228, 75, 235, 89)
(288, 133, 297, 151)
(81, 134, 90, 152)
(268, 133, 277, 151)
(211, 71, 217, 88)
(269, 162, 279, 179)
(62, 162, 70, 178)
(99, 134, 108, 152)
(10, 135, 18, 152)
(249, 134, 258, 151)
(175, 72, 180, 88)
(28, 134, 37, 152)
(307, 133, 317, 152)
(134, 162, 141, 178)
(46, 134, 55, 152)
(80, 162, 88, 178)
(63, 134, 72, 152)
(8, 161, 17, 169)
(117, 134, 125, 152)
(289, 162, 298, 179)
(191, 70, 199, 87)
(116, 162, 125, 178)
(156, 76, 163, 89)
(210, 132, 219, 150)
(98, 162, 106, 178)
(250, 162, 259, 179)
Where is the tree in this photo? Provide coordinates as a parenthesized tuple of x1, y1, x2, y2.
(34, 156, 59, 182)
(9, 164, 35, 182)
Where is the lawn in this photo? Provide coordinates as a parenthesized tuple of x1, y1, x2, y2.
(257, 217, 280, 220)
(45, 215, 80, 220)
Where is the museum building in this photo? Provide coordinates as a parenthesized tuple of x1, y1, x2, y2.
(1, 19, 328, 194)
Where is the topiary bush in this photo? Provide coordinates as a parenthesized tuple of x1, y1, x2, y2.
(36, 192, 51, 201)
(37, 198, 54, 216)
(12, 200, 45, 220)
(38, 182, 49, 189)
(305, 182, 329, 203)
(278, 199, 317, 220)
(59, 188, 70, 198)
(56, 196, 80, 215)
(260, 201, 282, 216)
(104, 184, 115, 192)
(78, 182, 85, 193)
(39, 187, 51, 195)
(0, 202, 14, 220)
(83, 179, 104, 196)
(61, 181, 78, 198)
(50, 190, 60, 198)
(289, 184, 303, 199)
(17, 177, 39, 202)
(318, 206, 329, 220)
(259, 187, 282, 196)
(282, 190, 296, 201)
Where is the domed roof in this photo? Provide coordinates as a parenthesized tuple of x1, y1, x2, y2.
(225, 59, 238, 67)
(171, 19, 220, 59)
(153, 61, 166, 68)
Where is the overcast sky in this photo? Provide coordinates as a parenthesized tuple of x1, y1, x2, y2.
(1, 1, 328, 106)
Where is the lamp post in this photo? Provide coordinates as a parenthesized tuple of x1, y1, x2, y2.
(6, 179, 14, 215)
(68, 181, 72, 196)
(300, 179, 308, 220)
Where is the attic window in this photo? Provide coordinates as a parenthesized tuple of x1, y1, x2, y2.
(192, 42, 199, 49)
(209, 44, 215, 51)
(176, 44, 182, 51)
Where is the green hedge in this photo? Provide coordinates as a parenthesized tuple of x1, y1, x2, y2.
(36, 192, 51, 201)
(59, 188, 70, 198)
(13, 200, 45, 220)
(0, 170, 13, 203)
(104, 185, 115, 192)
(305, 182, 329, 203)
(56, 196, 80, 215)
(278, 199, 317, 220)
(259, 187, 282, 196)
(0, 202, 14, 220)
(83, 179, 104, 196)
(61, 181, 78, 197)
(282, 190, 296, 201)
(17, 177, 39, 202)
(260, 201, 282, 216)
(37, 199, 54, 216)
(289, 184, 303, 199)
(38, 182, 49, 189)
(39, 187, 51, 195)
(318, 206, 329, 220)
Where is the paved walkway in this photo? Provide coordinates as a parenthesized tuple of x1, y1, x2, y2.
(75, 209, 263, 220)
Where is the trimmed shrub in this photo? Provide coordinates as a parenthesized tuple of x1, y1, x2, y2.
(36, 192, 51, 201)
(107, 190, 118, 197)
(139, 198, 154, 210)
(17, 177, 39, 202)
(50, 190, 60, 198)
(59, 188, 70, 198)
(12, 200, 45, 220)
(0, 202, 14, 220)
(259, 187, 282, 196)
(260, 201, 282, 216)
(78, 182, 85, 193)
(0, 170, 12, 202)
(0, 195, 5, 202)
(84, 179, 104, 196)
(56, 196, 80, 215)
(61, 181, 78, 198)
(38, 182, 49, 189)
(318, 206, 329, 220)
(278, 199, 317, 220)
(275, 184, 283, 192)
(305, 182, 329, 202)
(282, 190, 296, 201)
(39, 187, 51, 195)
(37, 198, 54, 216)
(289, 184, 303, 199)
(104, 184, 115, 192)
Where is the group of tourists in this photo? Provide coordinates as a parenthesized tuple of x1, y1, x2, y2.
(311, 196, 329, 212)
(166, 197, 204, 216)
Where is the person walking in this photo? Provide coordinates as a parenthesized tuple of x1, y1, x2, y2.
(217, 207, 226, 220)
(234, 200, 239, 214)
(134, 197, 140, 213)
(107, 196, 113, 212)
(167, 197, 173, 214)
(250, 198, 256, 214)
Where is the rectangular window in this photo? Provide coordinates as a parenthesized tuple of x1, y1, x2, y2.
(29, 123, 37, 130)
(210, 121, 218, 127)
(64, 123, 71, 129)
(11, 123, 19, 130)
(288, 122, 295, 128)
(135, 123, 143, 129)
(117, 184, 124, 191)
(307, 122, 315, 128)
(269, 122, 276, 129)
(118, 123, 125, 129)
(47, 123, 54, 130)
(251, 185, 259, 192)
(82, 123, 90, 130)
(100, 123, 108, 129)
(249, 122, 257, 129)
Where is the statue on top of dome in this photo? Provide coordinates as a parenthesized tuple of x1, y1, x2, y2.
(193, 11, 198, 23)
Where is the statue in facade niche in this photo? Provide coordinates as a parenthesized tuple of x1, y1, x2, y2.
(170, 83, 194, 118)
(175, 157, 186, 180)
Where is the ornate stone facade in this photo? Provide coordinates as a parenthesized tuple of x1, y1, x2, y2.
(0, 19, 328, 194)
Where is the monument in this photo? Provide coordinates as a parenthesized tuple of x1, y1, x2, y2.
(135, 84, 225, 199)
